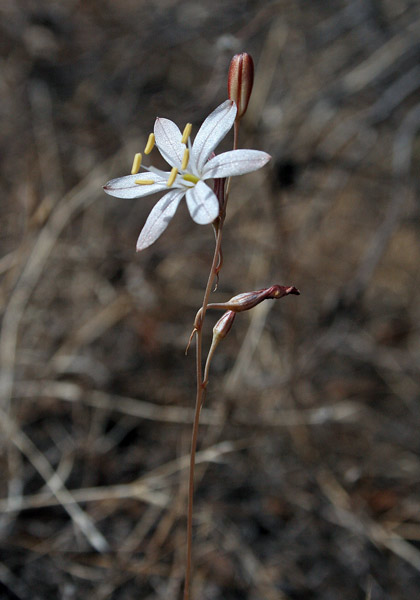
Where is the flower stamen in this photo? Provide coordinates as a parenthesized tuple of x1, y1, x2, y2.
(181, 148, 190, 171)
(144, 133, 155, 155)
(135, 179, 155, 185)
(167, 167, 178, 187)
(181, 123, 192, 144)
(131, 153, 142, 175)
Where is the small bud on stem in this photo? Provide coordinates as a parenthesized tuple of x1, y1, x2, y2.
(203, 311, 236, 387)
(225, 285, 300, 312)
(199, 285, 300, 316)
(186, 285, 299, 356)
(228, 52, 254, 121)
(212, 310, 236, 341)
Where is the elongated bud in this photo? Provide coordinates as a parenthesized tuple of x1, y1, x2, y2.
(225, 285, 299, 312)
(187, 286, 298, 355)
(213, 310, 236, 341)
(203, 311, 236, 386)
(228, 52, 254, 120)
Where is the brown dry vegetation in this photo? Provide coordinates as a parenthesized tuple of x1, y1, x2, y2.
(1, 1, 420, 599)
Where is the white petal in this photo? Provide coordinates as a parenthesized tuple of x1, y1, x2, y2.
(103, 173, 167, 199)
(192, 100, 237, 173)
(202, 149, 271, 179)
(154, 118, 184, 169)
(185, 180, 219, 225)
(136, 189, 184, 251)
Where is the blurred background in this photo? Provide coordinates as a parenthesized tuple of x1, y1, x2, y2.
(1, 0, 420, 598)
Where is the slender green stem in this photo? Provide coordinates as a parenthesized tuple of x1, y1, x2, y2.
(183, 225, 224, 600)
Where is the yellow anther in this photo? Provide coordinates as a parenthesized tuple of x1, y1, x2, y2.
(131, 153, 142, 175)
(167, 167, 178, 187)
(182, 173, 199, 184)
(144, 133, 155, 155)
(181, 123, 192, 144)
(181, 148, 189, 170)
(135, 179, 155, 185)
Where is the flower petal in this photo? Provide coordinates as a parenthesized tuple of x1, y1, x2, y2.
(154, 118, 184, 169)
(136, 189, 185, 251)
(192, 100, 237, 173)
(147, 165, 172, 179)
(103, 172, 168, 199)
(202, 149, 271, 179)
(185, 180, 219, 225)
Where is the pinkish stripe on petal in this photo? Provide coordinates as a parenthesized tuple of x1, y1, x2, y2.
(185, 180, 219, 225)
(154, 118, 184, 169)
(192, 100, 237, 172)
(103, 173, 167, 199)
(202, 149, 271, 179)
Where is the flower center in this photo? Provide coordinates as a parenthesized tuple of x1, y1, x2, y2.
(133, 121, 201, 189)
(182, 173, 200, 184)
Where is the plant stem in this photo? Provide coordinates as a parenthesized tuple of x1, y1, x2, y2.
(224, 121, 238, 200)
(184, 118, 239, 600)
(183, 225, 224, 600)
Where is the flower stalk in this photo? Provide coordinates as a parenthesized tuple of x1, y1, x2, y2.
(103, 52, 300, 600)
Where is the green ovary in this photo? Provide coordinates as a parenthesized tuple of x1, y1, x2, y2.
(182, 173, 200, 184)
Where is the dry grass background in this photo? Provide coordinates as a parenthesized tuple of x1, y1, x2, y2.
(1, 0, 420, 598)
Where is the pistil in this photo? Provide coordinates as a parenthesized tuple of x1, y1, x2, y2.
(182, 173, 199, 184)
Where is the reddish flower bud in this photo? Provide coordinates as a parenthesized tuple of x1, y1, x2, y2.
(228, 52, 254, 120)
(266, 285, 300, 299)
(224, 285, 300, 313)
(213, 310, 236, 341)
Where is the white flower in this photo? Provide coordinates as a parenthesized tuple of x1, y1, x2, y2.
(104, 100, 271, 251)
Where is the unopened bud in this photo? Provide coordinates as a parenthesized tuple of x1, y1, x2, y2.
(213, 310, 236, 341)
(203, 311, 236, 386)
(225, 285, 300, 312)
(266, 285, 300, 299)
(228, 52, 254, 120)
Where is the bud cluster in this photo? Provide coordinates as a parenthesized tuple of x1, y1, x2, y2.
(201, 284, 299, 385)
